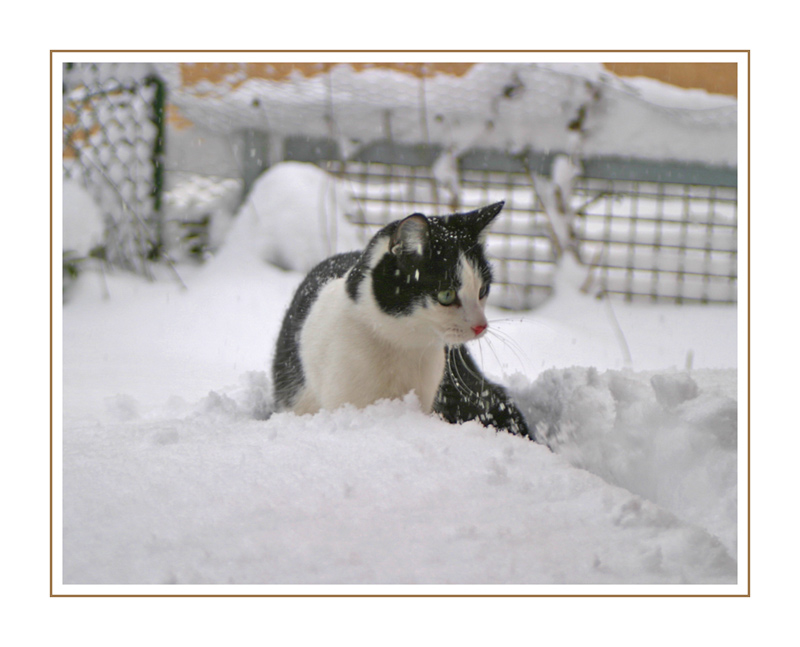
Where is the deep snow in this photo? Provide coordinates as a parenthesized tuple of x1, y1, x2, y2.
(62, 391, 736, 586)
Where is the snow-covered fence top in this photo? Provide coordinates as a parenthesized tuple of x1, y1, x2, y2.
(157, 62, 737, 168)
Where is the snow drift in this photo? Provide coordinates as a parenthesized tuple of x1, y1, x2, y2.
(63, 389, 735, 586)
(217, 161, 363, 272)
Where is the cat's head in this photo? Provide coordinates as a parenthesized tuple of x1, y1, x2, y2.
(346, 201, 505, 346)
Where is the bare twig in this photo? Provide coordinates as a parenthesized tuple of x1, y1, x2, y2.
(603, 292, 633, 367)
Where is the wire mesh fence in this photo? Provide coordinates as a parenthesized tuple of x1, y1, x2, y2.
(284, 136, 736, 309)
(284, 139, 559, 309)
(572, 173, 737, 304)
(62, 63, 166, 275)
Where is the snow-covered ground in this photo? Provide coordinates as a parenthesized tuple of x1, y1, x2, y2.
(57, 180, 741, 592)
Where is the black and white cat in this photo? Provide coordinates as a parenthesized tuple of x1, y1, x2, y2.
(272, 201, 529, 437)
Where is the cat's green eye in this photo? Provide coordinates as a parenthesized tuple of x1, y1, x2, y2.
(437, 289, 457, 306)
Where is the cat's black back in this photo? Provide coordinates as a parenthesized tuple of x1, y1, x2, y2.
(272, 251, 361, 411)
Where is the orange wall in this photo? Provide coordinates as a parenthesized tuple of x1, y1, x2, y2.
(178, 62, 474, 89)
(602, 62, 737, 97)
(178, 61, 738, 97)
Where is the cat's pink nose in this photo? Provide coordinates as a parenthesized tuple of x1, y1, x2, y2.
(472, 323, 487, 336)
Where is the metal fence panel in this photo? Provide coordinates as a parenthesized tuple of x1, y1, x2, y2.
(284, 137, 736, 309)
(571, 176, 737, 304)
(295, 142, 560, 310)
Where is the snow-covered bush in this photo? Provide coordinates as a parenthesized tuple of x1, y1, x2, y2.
(161, 173, 243, 262)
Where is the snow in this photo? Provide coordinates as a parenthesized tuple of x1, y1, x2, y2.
(216, 161, 364, 272)
(160, 61, 737, 168)
(59, 188, 740, 591)
(62, 392, 735, 586)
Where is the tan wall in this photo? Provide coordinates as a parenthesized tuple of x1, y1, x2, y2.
(178, 62, 474, 89)
(602, 62, 737, 97)
(178, 61, 738, 97)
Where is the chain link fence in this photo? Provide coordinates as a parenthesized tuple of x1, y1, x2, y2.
(62, 63, 166, 275)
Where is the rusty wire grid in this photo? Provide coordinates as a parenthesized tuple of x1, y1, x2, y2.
(571, 172, 737, 304)
(285, 136, 737, 309)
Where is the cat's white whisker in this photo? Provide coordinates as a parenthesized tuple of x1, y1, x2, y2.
(456, 346, 491, 392)
(445, 350, 482, 400)
(486, 326, 528, 359)
(488, 315, 559, 335)
(485, 331, 530, 377)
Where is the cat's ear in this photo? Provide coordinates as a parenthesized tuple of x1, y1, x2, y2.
(470, 201, 505, 242)
(391, 214, 429, 258)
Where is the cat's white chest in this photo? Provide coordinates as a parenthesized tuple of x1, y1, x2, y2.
(294, 277, 446, 415)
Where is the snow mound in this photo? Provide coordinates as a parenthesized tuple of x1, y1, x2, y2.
(512, 366, 738, 554)
(215, 161, 364, 272)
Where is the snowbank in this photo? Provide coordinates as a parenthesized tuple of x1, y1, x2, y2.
(216, 161, 364, 272)
(512, 366, 737, 555)
(62, 390, 735, 586)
